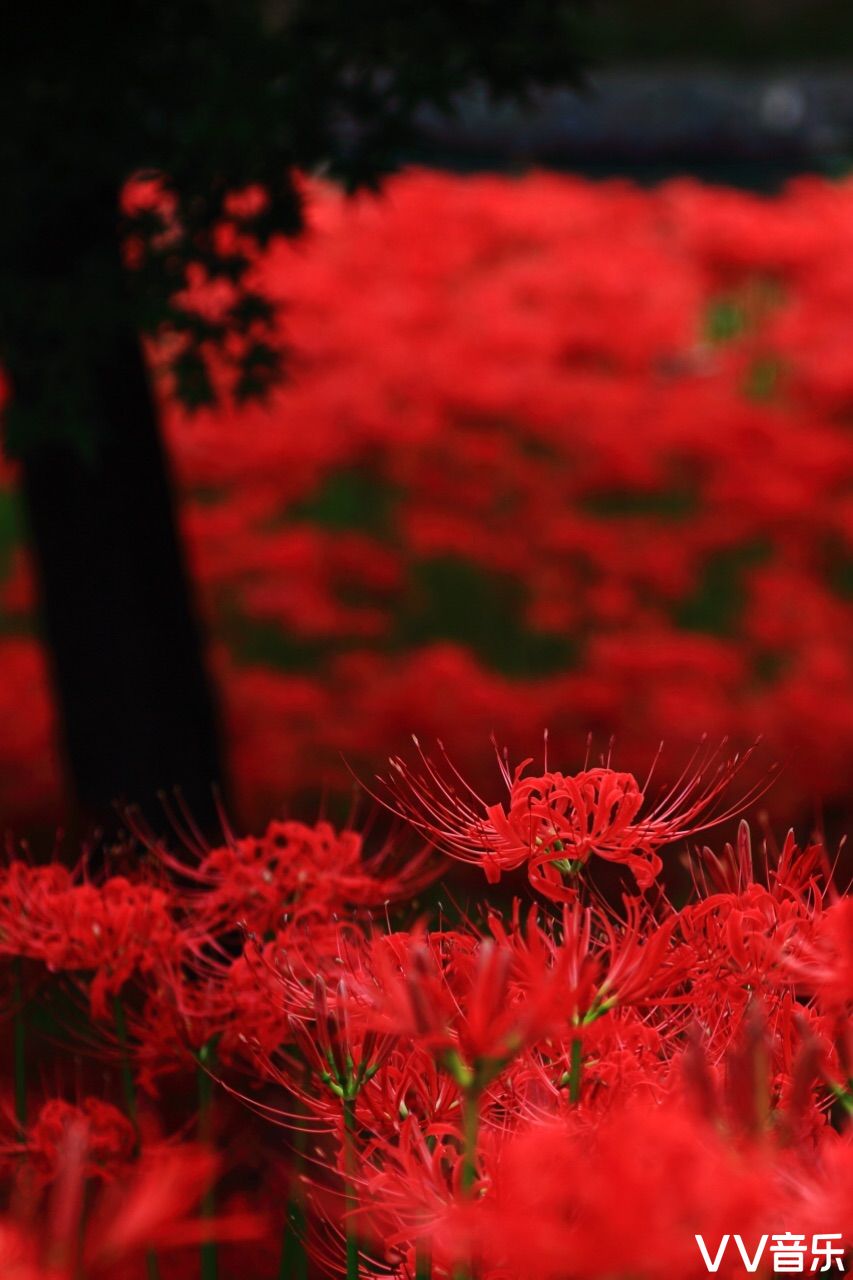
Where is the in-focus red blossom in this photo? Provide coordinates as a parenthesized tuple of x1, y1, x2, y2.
(377, 738, 762, 899)
(346, 926, 572, 1089)
(679, 822, 831, 1042)
(0, 774, 847, 1277)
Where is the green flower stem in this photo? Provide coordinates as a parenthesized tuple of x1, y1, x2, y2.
(342, 1096, 360, 1280)
(197, 1047, 218, 1280)
(415, 1243, 432, 1280)
(460, 1086, 480, 1195)
(13, 958, 27, 1137)
(113, 996, 160, 1280)
(278, 1119, 308, 1280)
(452, 1085, 482, 1280)
(112, 995, 139, 1130)
(568, 1037, 583, 1105)
(829, 1079, 853, 1117)
(278, 1192, 307, 1280)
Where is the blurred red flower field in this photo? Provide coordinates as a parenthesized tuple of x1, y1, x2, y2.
(3, 169, 851, 833)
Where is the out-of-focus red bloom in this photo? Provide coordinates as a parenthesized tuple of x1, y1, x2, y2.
(496, 897, 688, 1026)
(379, 739, 761, 899)
(0, 863, 179, 1017)
(0, 1115, 263, 1279)
(82, 1145, 262, 1268)
(0, 639, 62, 828)
(119, 172, 182, 270)
(475, 1096, 849, 1280)
(4, 171, 853, 831)
(787, 897, 853, 1013)
(25, 1100, 136, 1184)
(0, 1224, 48, 1280)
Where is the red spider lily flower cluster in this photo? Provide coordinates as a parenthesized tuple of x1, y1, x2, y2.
(378, 736, 766, 898)
(0, 741, 849, 1276)
(15, 1099, 136, 1184)
(3, 172, 853, 835)
(0, 863, 179, 1018)
(148, 813, 432, 938)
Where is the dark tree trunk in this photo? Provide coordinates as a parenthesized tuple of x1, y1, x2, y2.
(19, 326, 226, 836)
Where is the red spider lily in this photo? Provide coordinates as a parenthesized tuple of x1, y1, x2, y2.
(0, 791, 844, 1278)
(489, 897, 690, 1020)
(346, 925, 571, 1090)
(354, 1116, 479, 1276)
(781, 896, 853, 1110)
(125, 909, 371, 1091)
(677, 991, 847, 1146)
(217, 932, 398, 1130)
(286, 974, 397, 1106)
(120, 910, 376, 1100)
(547, 1005, 672, 1110)
(680, 824, 830, 1035)
(785, 896, 853, 1013)
(692, 820, 829, 901)
(355, 1043, 465, 1142)
(714, 1003, 830, 1142)
(470, 901, 690, 1116)
(224, 917, 374, 1066)
(117, 970, 230, 1094)
(20, 1099, 136, 1185)
(377, 738, 765, 900)
(143, 813, 433, 937)
(0, 862, 179, 1018)
(485, 902, 601, 1025)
